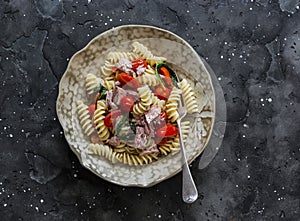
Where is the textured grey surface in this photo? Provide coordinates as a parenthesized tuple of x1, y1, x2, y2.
(1, 0, 300, 220)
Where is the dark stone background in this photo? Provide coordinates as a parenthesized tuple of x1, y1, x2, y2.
(1, 0, 300, 220)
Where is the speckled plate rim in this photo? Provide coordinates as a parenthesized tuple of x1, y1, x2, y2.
(56, 24, 216, 187)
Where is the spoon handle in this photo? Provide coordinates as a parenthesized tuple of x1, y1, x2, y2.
(177, 120, 198, 203)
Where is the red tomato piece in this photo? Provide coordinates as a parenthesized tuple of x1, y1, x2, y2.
(159, 66, 172, 87)
(120, 96, 135, 112)
(156, 124, 179, 138)
(132, 58, 147, 71)
(104, 110, 122, 128)
(88, 104, 96, 116)
(116, 73, 140, 89)
(154, 86, 170, 100)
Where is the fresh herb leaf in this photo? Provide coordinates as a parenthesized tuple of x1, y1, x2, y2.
(129, 121, 136, 134)
(155, 62, 166, 89)
(165, 65, 179, 88)
(98, 83, 107, 100)
(157, 62, 179, 88)
(116, 114, 128, 136)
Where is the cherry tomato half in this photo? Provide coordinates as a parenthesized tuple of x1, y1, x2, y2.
(116, 72, 140, 89)
(120, 96, 135, 112)
(154, 86, 170, 100)
(159, 66, 172, 87)
(104, 110, 122, 128)
(132, 58, 148, 72)
(88, 104, 96, 117)
(156, 124, 179, 138)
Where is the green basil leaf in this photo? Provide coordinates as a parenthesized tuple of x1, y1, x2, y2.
(155, 62, 166, 89)
(129, 121, 136, 134)
(116, 114, 128, 136)
(156, 62, 179, 88)
(98, 83, 107, 100)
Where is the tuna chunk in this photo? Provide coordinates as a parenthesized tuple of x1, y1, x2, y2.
(106, 90, 118, 110)
(114, 58, 134, 74)
(140, 145, 159, 156)
(125, 89, 139, 101)
(134, 127, 148, 149)
(108, 136, 121, 146)
(113, 86, 127, 105)
(145, 106, 161, 124)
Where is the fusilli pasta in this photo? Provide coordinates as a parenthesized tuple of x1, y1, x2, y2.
(165, 87, 182, 122)
(93, 100, 110, 140)
(89, 143, 120, 163)
(133, 86, 154, 114)
(116, 152, 158, 166)
(106, 52, 138, 64)
(132, 42, 166, 65)
(100, 60, 114, 78)
(86, 73, 101, 95)
(178, 79, 199, 114)
(76, 100, 94, 136)
(103, 80, 115, 91)
(158, 137, 180, 155)
(79, 41, 203, 167)
(136, 73, 159, 87)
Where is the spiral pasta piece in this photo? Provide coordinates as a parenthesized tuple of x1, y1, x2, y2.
(85, 73, 101, 95)
(76, 100, 94, 136)
(116, 152, 158, 166)
(103, 80, 115, 91)
(165, 88, 182, 122)
(178, 79, 199, 114)
(106, 52, 138, 63)
(136, 73, 159, 87)
(113, 143, 127, 153)
(93, 100, 110, 141)
(132, 42, 166, 65)
(88, 143, 120, 164)
(152, 96, 166, 109)
(133, 86, 153, 114)
(158, 137, 180, 155)
(181, 121, 190, 142)
(101, 60, 114, 78)
(144, 65, 155, 75)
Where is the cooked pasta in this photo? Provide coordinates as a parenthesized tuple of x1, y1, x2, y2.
(106, 51, 138, 64)
(116, 152, 158, 166)
(78, 41, 203, 166)
(136, 73, 159, 87)
(89, 143, 120, 164)
(133, 86, 153, 114)
(76, 100, 94, 136)
(158, 137, 180, 155)
(144, 65, 155, 75)
(178, 79, 199, 114)
(100, 60, 114, 78)
(103, 80, 115, 91)
(181, 121, 190, 142)
(93, 100, 110, 140)
(132, 42, 166, 65)
(152, 96, 166, 109)
(165, 88, 182, 122)
(86, 73, 102, 95)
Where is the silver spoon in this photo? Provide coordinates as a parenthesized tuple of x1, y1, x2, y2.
(177, 104, 198, 203)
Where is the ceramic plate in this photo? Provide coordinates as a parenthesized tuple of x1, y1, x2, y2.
(56, 25, 215, 187)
